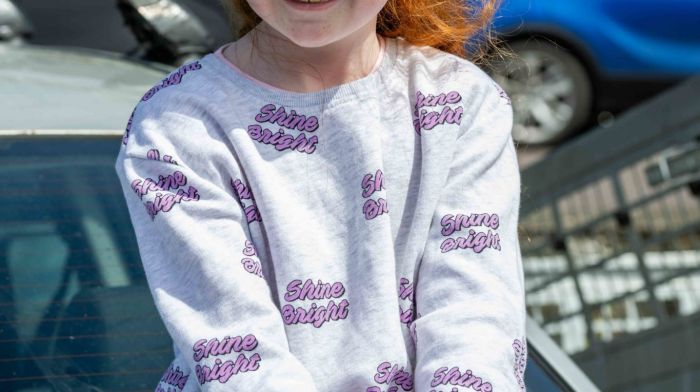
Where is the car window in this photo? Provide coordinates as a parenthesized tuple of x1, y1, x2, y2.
(525, 346, 573, 391)
(526, 361, 564, 391)
(0, 134, 586, 391)
(0, 135, 171, 391)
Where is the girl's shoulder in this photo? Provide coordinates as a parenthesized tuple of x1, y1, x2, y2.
(136, 59, 210, 106)
(119, 57, 235, 173)
(391, 37, 509, 108)
(391, 37, 511, 136)
(125, 55, 232, 136)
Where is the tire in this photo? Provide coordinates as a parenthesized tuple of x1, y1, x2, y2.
(488, 38, 593, 145)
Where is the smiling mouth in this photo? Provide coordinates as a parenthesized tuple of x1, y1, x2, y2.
(285, 0, 337, 9)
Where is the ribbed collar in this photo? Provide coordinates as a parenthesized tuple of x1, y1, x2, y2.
(203, 35, 398, 108)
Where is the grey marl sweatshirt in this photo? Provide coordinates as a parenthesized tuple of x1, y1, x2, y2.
(114, 35, 528, 392)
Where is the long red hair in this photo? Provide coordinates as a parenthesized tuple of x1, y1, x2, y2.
(222, 0, 502, 62)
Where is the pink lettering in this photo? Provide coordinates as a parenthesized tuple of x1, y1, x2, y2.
(412, 90, 463, 135)
(230, 178, 252, 201)
(144, 186, 200, 220)
(244, 204, 262, 223)
(195, 353, 261, 385)
(363, 198, 389, 220)
(122, 109, 135, 145)
(240, 241, 263, 278)
(360, 169, 389, 220)
(254, 104, 319, 132)
(159, 364, 189, 390)
(399, 305, 413, 324)
(398, 278, 413, 301)
(147, 148, 160, 161)
(284, 279, 346, 302)
(441, 213, 500, 236)
(281, 299, 350, 328)
(430, 366, 492, 392)
(440, 229, 501, 253)
(192, 334, 259, 362)
(141, 61, 201, 102)
(361, 169, 385, 198)
(130, 171, 188, 199)
(242, 240, 256, 257)
(229, 178, 261, 223)
(141, 148, 178, 165)
(374, 362, 413, 391)
(513, 338, 527, 390)
(246, 125, 318, 154)
(414, 90, 462, 113)
(241, 257, 263, 277)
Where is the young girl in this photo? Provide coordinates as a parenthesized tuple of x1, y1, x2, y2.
(115, 0, 527, 391)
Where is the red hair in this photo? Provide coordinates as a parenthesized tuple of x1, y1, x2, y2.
(222, 0, 502, 62)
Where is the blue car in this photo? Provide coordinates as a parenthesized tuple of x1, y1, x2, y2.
(489, 0, 700, 144)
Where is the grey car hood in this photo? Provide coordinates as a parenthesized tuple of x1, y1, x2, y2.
(0, 43, 170, 131)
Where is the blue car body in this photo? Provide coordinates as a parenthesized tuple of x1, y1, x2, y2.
(493, 0, 700, 79)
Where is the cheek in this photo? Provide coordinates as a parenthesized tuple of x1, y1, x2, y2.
(343, 0, 385, 20)
(245, 0, 276, 21)
(358, 0, 388, 21)
(367, 0, 389, 14)
(341, 0, 387, 34)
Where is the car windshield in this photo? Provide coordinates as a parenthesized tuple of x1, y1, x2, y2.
(0, 134, 580, 391)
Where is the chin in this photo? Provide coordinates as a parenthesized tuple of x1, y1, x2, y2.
(284, 31, 340, 48)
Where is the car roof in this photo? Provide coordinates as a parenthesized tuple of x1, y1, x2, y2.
(0, 43, 170, 132)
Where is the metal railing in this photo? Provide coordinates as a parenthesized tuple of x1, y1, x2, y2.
(519, 76, 700, 356)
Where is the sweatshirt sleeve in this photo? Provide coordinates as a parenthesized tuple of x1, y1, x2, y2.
(413, 81, 528, 392)
(114, 101, 318, 391)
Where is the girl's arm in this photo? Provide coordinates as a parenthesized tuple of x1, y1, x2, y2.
(114, 102, 318, 391)
(413, 82, 528, 392)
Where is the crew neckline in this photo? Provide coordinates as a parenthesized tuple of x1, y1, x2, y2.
(207, 35, 396, 107)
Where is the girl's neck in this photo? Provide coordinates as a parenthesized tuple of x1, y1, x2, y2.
(222, 19, 383, 94)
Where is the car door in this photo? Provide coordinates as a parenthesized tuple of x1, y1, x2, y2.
(599, 0, 700, 74)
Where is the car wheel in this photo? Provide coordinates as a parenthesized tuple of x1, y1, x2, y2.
(489, 39, 593, 145)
